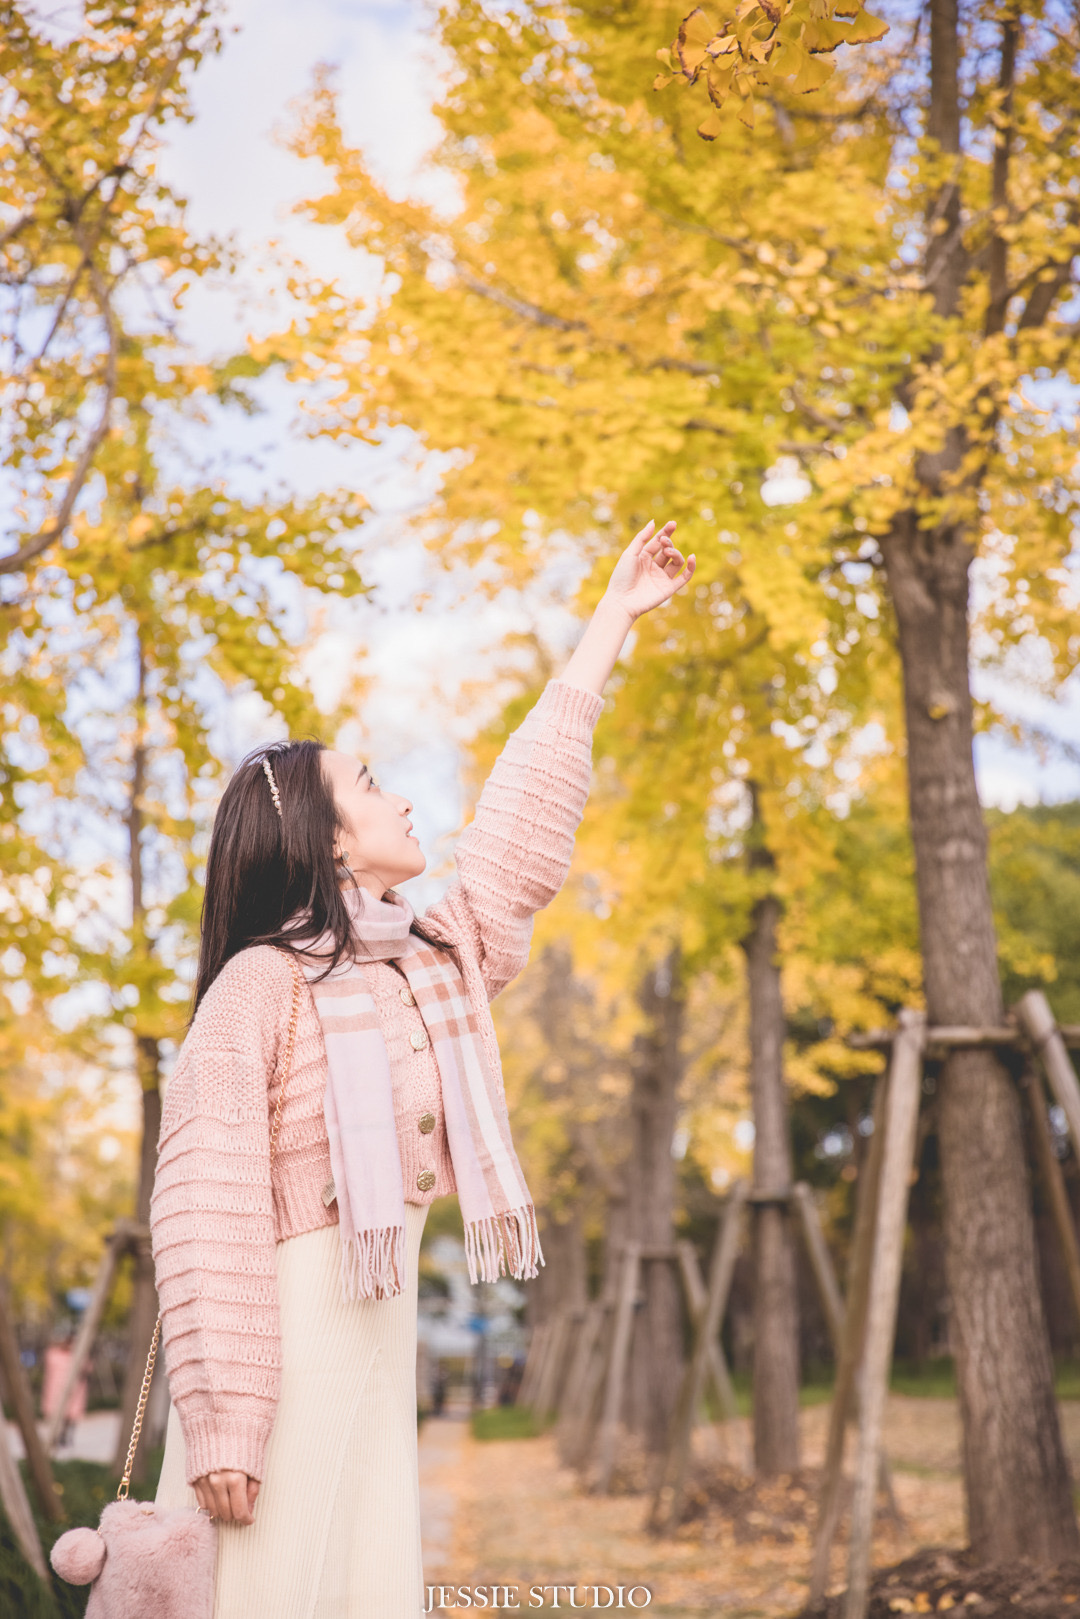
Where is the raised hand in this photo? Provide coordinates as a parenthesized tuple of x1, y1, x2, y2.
(558, 517, 699, 697)
(601, 519, 695, 624)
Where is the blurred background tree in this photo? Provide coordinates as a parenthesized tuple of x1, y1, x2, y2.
(1, 0, 369, 1477)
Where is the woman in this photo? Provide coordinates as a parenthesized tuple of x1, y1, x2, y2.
(151, 521, 694, 1618)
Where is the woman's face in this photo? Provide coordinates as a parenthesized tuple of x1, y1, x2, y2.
(320, 750, 426, 895)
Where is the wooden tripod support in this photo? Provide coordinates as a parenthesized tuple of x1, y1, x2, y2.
(523, 1221, 748, 1490)
(41, 1218, 151, 1457)
(812, 996, 1080, 1619)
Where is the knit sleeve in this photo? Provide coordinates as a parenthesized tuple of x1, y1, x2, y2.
(423, 679, 603, 1000)
(150, 946, 292, 1485)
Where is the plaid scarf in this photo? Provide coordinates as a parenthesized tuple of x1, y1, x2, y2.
(297, 886, 542, 1301)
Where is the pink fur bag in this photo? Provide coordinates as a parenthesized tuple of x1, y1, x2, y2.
(50, 1500, 217, 1619)
(49, 954, 303, 1619)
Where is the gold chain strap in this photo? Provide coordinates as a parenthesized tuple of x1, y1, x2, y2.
(118, 953, 304, 1500)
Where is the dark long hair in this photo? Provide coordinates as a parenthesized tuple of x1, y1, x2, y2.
(192, 739, 453, 1018)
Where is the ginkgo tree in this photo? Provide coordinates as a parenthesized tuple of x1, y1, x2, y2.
(654, 0, 1080, 1561)
(655, 0, 888, 131)
(275, 0, 1080, 1553)
(269, 0, 911, 1478)
(1, 0, 370, 1476)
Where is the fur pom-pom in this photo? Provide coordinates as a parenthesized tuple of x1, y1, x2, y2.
(50, 1526, 106, 1585)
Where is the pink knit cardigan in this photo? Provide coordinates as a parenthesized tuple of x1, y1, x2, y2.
(150, 679, 603, 1484)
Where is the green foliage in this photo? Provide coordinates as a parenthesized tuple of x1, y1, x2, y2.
(988, 803, 1080, 1023)
(471, 1406, 550, 1440)
(0, 1455, 163, 1619)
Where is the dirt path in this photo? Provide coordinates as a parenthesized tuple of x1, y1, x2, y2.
(419, 1396, 1080, 1616)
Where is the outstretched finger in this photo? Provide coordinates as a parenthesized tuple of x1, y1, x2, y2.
(662, 555, 696, 598)
(676, 554, 696, 589)
(629, 519, 657, 555)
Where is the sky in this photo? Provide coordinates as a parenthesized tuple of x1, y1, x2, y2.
(155, 0, 591, 906)
(151, 0, 1080, 858)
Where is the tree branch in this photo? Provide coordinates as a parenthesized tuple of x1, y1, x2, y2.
(457, 268, 587, 333)
(0, 210, 36, 250)
(984, 9, 1020, 339)
(0, 4, 212, 576)
(0, 259, 117, 576)
(25, 5, 211, 375)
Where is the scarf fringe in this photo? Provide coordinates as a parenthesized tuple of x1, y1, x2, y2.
(339, 1223, 407, 1301)
(464, 1203, 544, 1285)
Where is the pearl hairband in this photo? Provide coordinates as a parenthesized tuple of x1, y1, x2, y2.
(261, 756, 283, 819)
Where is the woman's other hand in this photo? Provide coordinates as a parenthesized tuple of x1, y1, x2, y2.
(193, 1470, 260, 1524)
(601, 519, 695, 625)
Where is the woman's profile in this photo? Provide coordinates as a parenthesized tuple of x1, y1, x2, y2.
(151, 521, 694, 1617)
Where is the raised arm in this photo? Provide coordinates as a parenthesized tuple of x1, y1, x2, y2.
(425, 521, 694, 998)
(558, 519, 694, 697)
(150, 947, 291, 1518)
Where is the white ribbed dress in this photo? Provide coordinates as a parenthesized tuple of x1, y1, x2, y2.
(156, 1200, 430, 1619)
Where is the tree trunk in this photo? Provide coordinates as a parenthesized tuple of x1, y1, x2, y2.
(881, 511, 1078, 1560)
(113, 634, 163, 1481)
(742, 894, 800, 1476)
(113, 1038, 162, 1481)
(623, 953, 685, 1455)
(871, 0, 1079, 1559)
(527, 1204, 589, 1330)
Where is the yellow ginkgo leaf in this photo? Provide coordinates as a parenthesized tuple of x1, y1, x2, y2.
(842, 7, 890, 43)
(802, 16, 850, 51)
(675, 7, 718, 75)
(791, 48, 835, 90)
(707, 60, 738, 104)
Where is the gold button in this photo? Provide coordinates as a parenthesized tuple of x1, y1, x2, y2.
(399, 985, 415, 1007)
(418, 1112, 436, 1135)
(416, 1169, 436, 1192)
(410, 1029, 428, 1051)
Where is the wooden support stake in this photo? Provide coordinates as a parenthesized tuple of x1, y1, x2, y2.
(809, 1072, 890, 1604)
(555, 1300, 607, 1449)
(1016, 992, 1080, 1159)
(649, 1181, 748, 1532)
(1022, 1065, 1080, 1331)
(593, 1243, 641, 1494)
(519, 1318, 552, 1411)
(533, 1310, 574, 1422)
(842, 1010, 926, 1619)
(45, 1224, 127, 1453)
(0, 1287, 61, 1521)
(0, 1410, 47, 1581)
(792, 1182, 845, 1349)
(675, 1239, 741, 1424)
(794, 1181, 902, 1528)
(563, 1300, 617, 1470)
